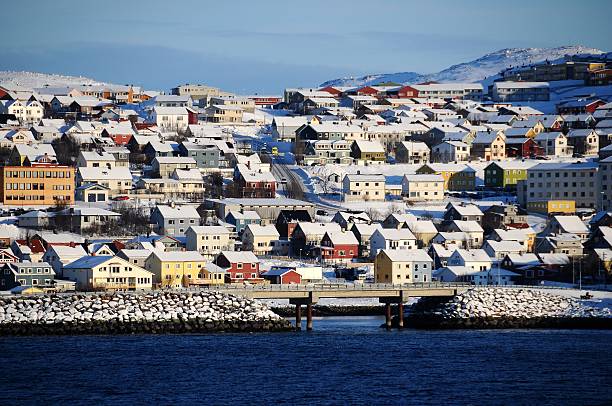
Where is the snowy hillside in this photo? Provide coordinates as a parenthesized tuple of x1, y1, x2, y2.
(321, 45, 604, 88)
(0, 71, 111, 89)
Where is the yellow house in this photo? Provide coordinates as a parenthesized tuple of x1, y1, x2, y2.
(63, 255, 154, 291)
(0, 164, 75, 206)
(145, 250, 208, 288)
(374, 249, 434, 284)
(526, 200, 576, 215)
(416, 163, 476, 191)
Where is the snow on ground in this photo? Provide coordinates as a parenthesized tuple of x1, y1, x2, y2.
(0, 70, 110, 88)
(0, 223, 27, 239)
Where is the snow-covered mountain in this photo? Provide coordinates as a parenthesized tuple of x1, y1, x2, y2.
(320, 45, 605, 88)
(0, 71, 111, 89)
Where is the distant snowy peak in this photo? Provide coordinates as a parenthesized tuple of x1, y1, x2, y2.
(0, 71, 111, 89)
(321, 45, 605, 88)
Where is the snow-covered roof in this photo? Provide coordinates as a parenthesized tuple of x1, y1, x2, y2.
(245, 224, 280, 237)
(297, 222, 341, 236)
(155, 205, 200, 219)
(453, 249, 491, 263)
(447, 203, 483, 217)
(219, 250, 259, 263)
(484, 240, 525, 253)
(553, 215, 589, 234)
(65, 255, 114, 269)
(381, 248, 432, 262)
(344, 173, 385, 182)
(325, 231, 359, 245)
(451, 220, 484, 233)
(375, 228, 416, 241)
(78, 166, 132, 181)
(188, 225, 231, 235)
(151, 250, 205, 262)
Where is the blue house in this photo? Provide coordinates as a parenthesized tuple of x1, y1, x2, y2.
(1, 261, 55, 291)
(225, 210, 261, 235)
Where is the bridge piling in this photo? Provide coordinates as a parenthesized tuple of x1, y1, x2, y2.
(397, 303, 404, 329)
(295, 304, 302, 331)
(385, 303, 392, 330)
(306, 303, 313, 331)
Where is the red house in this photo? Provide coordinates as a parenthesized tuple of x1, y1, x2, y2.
(395, 86, 419, 98)
(505, 137, 544, 158)
(214, 251, 263, 283)
(320, 231, 359, 264)
(234, 165, 277, 198)
(262, 268, 302, 284)
(187, 107, 198, 125)
(356, 86, 380, 97)
(102, 128, 134, 146)
(318, 86, 343, 97)
(557, 99, 606, 115)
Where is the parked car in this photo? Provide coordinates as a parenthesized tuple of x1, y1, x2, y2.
(112, 195, 130, 201)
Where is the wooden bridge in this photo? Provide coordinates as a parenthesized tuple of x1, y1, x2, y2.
(204, 283, 471, 331)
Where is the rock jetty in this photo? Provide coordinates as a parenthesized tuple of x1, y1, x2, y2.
(404, 288, 612, 329)
(0, 291, 292, 335)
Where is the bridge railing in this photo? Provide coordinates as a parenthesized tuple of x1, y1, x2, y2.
(197, 282, 472, 291)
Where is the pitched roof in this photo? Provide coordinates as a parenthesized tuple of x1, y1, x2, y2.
(151, 250, 205, 262)
(188, 225, 231, 235)
(381, 248, 432, 262)
(451, 220, 484, 233)
(454, 249, 491, 262)
(65, 255, 114, 269)
(155, 205, 200, 219)
(245, 224, 280, 237)
(78, 166, 132, 181)
(375, 228, 416, 240)
(219, 250, 259, 263)
(325, 231, 359, 245)
(553, 215, 589, 234)
(448, 203, 483, 216)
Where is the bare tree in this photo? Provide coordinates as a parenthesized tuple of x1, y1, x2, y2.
(204, 172, 224, 199)
(52, 135, 81, 166)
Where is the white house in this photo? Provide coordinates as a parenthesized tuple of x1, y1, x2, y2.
(401, 174, 444, 201)
(151, 106, 189, 130)
(432, 140, 470, 163)
(342, 173, 386, 202)
(370, 228, 417, 259)
(63, 255, 154, 291)
(447, 249, 492, 272)
(42, 245, 87, 277)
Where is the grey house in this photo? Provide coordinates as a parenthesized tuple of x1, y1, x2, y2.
(150, 204, 201, 236)
(1, 261, 55, 290)
(178, 142, 220, 168)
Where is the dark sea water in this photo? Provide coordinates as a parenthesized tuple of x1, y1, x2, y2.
(1, 316, 611, 406)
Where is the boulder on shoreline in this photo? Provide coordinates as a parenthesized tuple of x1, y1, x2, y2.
(403, 287, 612, 329)
(0, 291, 292, 336)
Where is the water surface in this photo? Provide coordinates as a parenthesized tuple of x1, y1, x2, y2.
(1, 316, 611, 405)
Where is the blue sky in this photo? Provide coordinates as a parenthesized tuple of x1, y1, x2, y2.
(1, 0, 611, 93)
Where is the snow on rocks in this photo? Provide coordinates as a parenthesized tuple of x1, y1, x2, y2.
(0, 291, 291, 335)
(405, 287, 612, 329)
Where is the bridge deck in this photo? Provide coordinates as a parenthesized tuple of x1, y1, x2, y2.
(202, 283, 470, 301)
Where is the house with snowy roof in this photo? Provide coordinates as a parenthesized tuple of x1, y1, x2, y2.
(185, 225, 233, 258)
(64, 255, 153, 291)
(213, 251, 261, 284)
(370, 228, 417, 259)
(375, 249, 433, 284)
(150, 204, 201, 237)
(321, 231, 359, 264)
(342, 173, 386, 202)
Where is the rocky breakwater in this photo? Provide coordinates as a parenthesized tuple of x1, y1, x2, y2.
(0, 291, 292, 335)
(404, 288, 612, 329)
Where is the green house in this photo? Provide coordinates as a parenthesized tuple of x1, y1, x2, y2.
(484, 161, 537, 189)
